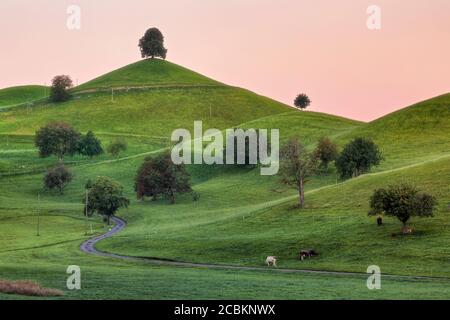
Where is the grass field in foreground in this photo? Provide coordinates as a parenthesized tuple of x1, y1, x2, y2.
(0, 216, 449, 300)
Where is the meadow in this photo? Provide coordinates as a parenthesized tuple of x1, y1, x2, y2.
(0, 59, 449, 299)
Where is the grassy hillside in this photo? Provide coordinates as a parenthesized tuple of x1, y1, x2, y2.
(1, 59, 449, 299)
(338, 93, 450, 169)
(0, 85, 48, 110)
(74, 59, 221, 91)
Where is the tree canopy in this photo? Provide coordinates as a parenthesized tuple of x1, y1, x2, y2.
(336, 137, 382, 179)
(294, 94, 311, 110)
(35, 122, 81, 161)
(135, 152, 192, 204)
(49, 75, 73, 102)
(43, 165, 73, 194)
(280, 137, 318, 208)
(83, 176, 129, 225)
(369, 183, 437, 232)
(138, 27, 167, 59)
(314, 137, 339, 170)
(79, 131, 103, 158)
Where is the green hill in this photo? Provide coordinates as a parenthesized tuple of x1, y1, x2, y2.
(1, 59, 449, 299)
(0, 85, 48, 110)
(74, 59, 221, 91)
(338, 93, 450, 169)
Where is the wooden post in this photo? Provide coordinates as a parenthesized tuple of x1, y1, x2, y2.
(85, 189, 88, 235)
(37, 193, 41, 236)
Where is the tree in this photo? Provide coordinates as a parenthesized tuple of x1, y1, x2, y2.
(83, 176, 129, 225)
(280, 137, 318, 208)
(79, 131, 103, 159)
(135, 152, 192, 204)
(107, 139, 127, 157)
(336, 137, 383, 179)
(43, 165, 73, 194)
(314, 137, 339, 170)
(294, 94, 311, 110)
(368, 183, 437, 233)
(49, 75, 73, 102)
(138, 27, 167, 59)
(35, 122, 81, 161)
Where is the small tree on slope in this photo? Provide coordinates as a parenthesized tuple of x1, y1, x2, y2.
(135, 152, 192, 204)
(83, 176, 129, 225)
(368, 183, 437, 234)
(280, 137, 318, 208)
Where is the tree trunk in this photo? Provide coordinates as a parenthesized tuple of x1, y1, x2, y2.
(298, 178, 305, 208)
(402, 222, 408, 234)
(169, 189, 175, 204)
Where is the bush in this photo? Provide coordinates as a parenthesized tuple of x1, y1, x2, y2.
(79, 131, 103, 158)
(107, 139, 127, 157)
(314, 137, 339, 170)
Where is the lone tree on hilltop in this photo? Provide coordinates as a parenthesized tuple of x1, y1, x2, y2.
(83, 176, 129, 225)
(314, 137, 339, 171)
(138, 27, 167, 59)
(368, 183, 437, 234)
(280, 137, 318, 208)
(336, 137, 382, 179)
(135, 151, 192, 204)
(79, 131, 103, 159)
(43, 165, 73, 194)
(294, 94, 311, 110)
(50, 75, 73, 102)
(35, 122, 81, 161)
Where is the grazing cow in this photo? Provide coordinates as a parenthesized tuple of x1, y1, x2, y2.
(266, 256, 277, 267)
(377, 217, 383, 226)
(403, 227, 415, 235)
(299, 249, 319, 261)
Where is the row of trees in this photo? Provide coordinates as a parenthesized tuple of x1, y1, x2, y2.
(279, 136, 382, 208)
(35, 122, 127, 162)
(35, 122, 102, 161)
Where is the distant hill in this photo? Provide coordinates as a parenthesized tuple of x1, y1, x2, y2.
(0, 85, 48, 109)
(0, 59, 359, 140)
(74, 59, 221, 91)
(338, 93, 450, 169)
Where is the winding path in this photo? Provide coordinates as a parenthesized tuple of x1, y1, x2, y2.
(80, 216, 449, 282)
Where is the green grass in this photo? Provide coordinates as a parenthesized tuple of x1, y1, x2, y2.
(74, 59, 221, 91)
(0, 85, 48, 109)
(337, 93, 450, 170)
(1, 59, 449, 299)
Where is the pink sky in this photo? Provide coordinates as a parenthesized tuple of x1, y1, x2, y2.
(1, 0, 449, 121)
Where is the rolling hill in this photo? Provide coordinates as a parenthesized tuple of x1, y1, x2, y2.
(73, 59, 221, 91)
(0, 85, 48, 110)
(0, 58, 449, 299)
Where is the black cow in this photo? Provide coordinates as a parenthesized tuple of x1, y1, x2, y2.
(299, 249, 319, 261)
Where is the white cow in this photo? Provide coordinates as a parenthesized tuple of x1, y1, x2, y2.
(266, 256, 277, 267)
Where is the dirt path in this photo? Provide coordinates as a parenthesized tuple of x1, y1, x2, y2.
(80, 216, 449, 282)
